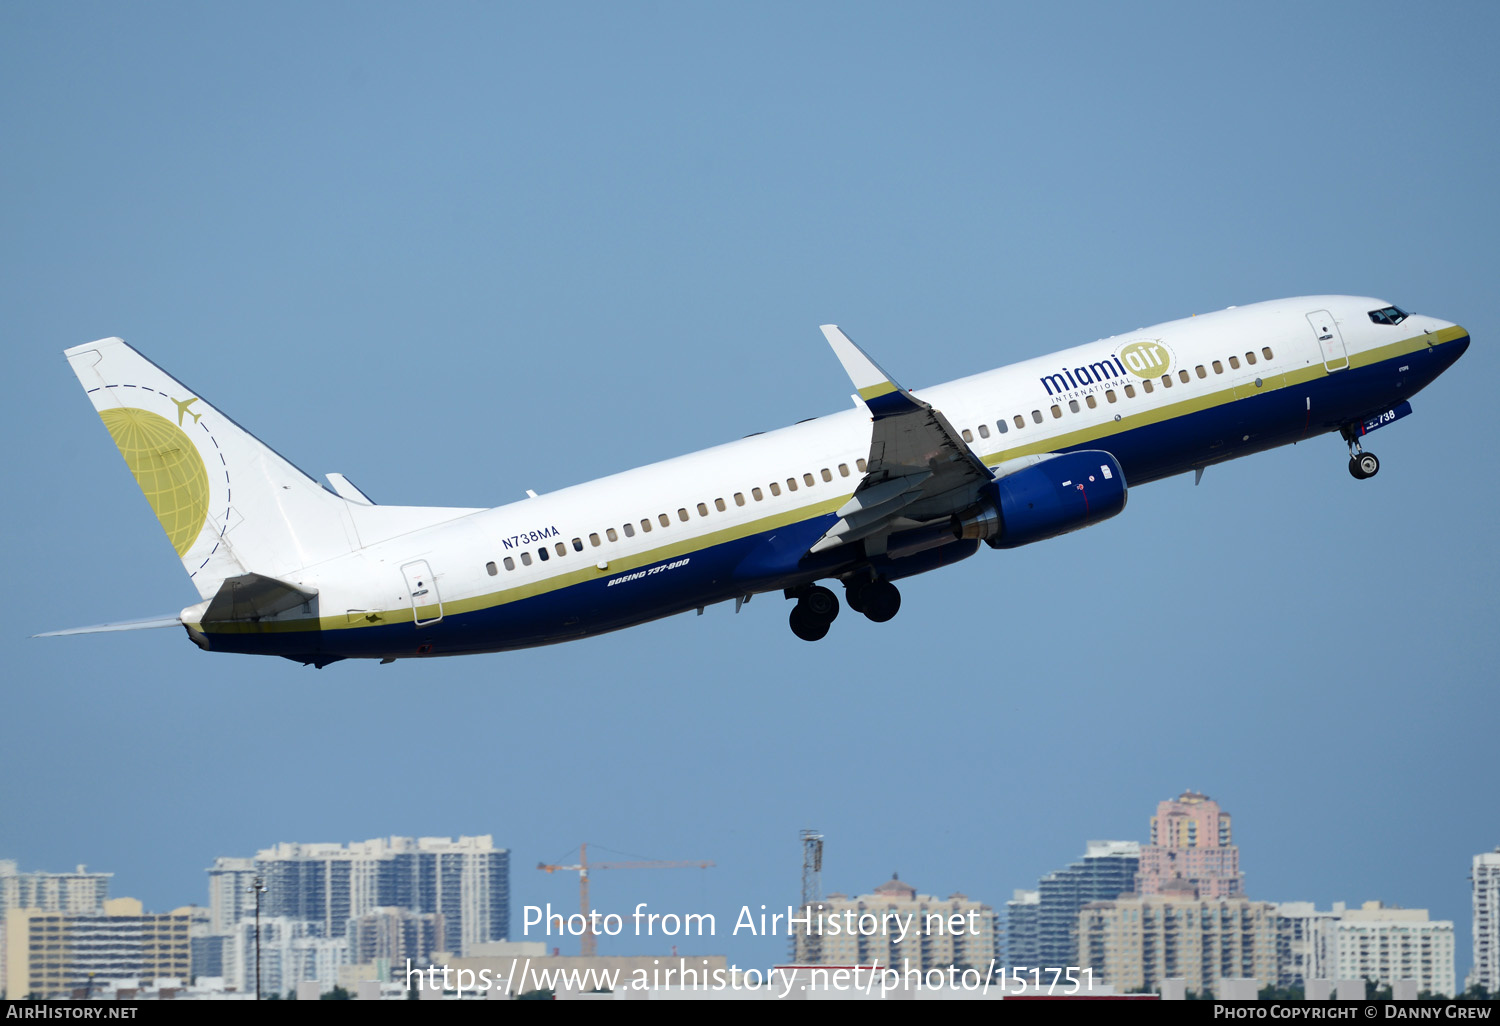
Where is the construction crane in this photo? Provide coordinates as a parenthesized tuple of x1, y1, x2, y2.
(537, 843, 714, 957)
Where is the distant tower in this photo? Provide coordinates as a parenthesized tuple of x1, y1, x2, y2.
(798, 830, 824, 963)
(800, 830, 824, 910)
(1471, 846, 1500, 993)
(1138, 790, 1243, 898)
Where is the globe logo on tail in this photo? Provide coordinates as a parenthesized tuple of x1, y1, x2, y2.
(99, 407, 210, 557)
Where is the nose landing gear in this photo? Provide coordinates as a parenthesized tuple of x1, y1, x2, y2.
(1341, 424, 1380, 480)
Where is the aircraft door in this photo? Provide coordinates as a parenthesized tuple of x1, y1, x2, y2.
(1307, 309, 1349, 372)
(400, 559, 444, 626)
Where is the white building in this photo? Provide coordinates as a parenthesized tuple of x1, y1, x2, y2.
(1328, 901, 1454, 997)
(225, 917, 348, 997)
(206, 857, 257, 936)
(1470, 847, 1500, 994)
(1275, 902, 1342, 987)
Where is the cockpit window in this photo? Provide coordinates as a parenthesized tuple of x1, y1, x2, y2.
(1369, 305, 1409, 325)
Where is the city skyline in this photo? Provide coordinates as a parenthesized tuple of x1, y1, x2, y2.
(3, 822, 1493, 984)
(4, 1, 1495, 984)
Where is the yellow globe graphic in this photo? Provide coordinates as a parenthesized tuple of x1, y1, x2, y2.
(99, 407, 210, 557)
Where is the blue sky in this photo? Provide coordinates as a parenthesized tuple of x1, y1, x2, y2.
(3, 1, 1496, 978)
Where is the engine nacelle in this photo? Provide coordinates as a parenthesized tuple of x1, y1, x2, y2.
(954, 450, 1127, 549)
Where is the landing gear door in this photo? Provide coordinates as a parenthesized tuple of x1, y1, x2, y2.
(401, 559, 443, 627)
(1307, 309, 1349, 372)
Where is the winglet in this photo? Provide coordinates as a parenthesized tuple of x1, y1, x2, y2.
(820, 325, 928, 419)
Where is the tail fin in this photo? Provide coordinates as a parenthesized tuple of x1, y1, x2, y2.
(67, 338, 359, 599)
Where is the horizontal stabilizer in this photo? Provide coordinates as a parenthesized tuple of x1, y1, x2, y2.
(200, 572, 318, 623)
(33, 615, 183, 638)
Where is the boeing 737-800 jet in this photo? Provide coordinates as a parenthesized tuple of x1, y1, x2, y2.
(43, 296, 1469, 665)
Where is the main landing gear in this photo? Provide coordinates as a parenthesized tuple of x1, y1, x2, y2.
(786, 577, 903, 641)
(1341, 424, 1380, 480)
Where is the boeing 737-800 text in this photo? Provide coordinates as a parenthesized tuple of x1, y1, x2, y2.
(42, 296, 1469, 664)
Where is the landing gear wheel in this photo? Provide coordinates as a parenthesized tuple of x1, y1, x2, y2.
(860, 580, 901, 623)
(843, 582, 866, 614)
(799, 585, 840, 623)
(789, 605, 830, 642)
(1348, 452, 1380, 480)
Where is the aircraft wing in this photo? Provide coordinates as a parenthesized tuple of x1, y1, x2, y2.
(813, 326, 995, 554)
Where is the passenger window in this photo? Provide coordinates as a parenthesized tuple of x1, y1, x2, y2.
(589, 533, 601, 547)
(1085, 395, 1097, 409)
(1195, 365, 1207, 379)
(1050, 405, 1062, 419)
(1142, 379, 1153, 394)
(1245, 351, 1257, 365)
(803, 473, 815, 487)
(1032, 409, 1044, 423)
(1068, 400, 1080, 413)
(752, 486, 764, 501)
(555, 542, 567, 557)
(786, 478, 798, 492)
(486, 561, 498, 576)
(733, 493, 744, 506)
(1161, 374, 1172, 388)
(1124, 384, 1136, 398)
(716, 497, 727, 511)
(696, 502, 708, 517)
(503, 556, 515, 571)
(572, 538, 583, 552)
(538, 548, 549, 562)
(607, 527, 619, 542)
(769, 482, 781, 496)
(820, 468, 832, 482)
(977, 423, 990, 439)
(659, 513, 670, 527)
(962, 428, 974, 442)
(1212, 360, 1223, 374)
(678, 508, 689, 522)
(1106, 390, 1117, 404)
(856, 458, 868, 472)
(998, 419, 1009, 433)
(1179, 370, 1190, 383)
(1262, 346, 1274, 360)
(1228, 355, 1240, 370)
(520, 552, 532, 566)
(838, 464, 850, 477)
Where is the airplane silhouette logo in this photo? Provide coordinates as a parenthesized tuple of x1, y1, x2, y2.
(172, 396, 200, 426)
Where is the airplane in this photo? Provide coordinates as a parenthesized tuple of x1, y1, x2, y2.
(40, 295, 1469, 665)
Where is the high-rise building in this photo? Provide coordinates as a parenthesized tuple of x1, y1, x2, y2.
(246, 836, 507, 956)
(0, 861, 112, 993)
(347, 908, 446, 965)
(1138, 791, 1243, 899)
(1328, 901, 1454, 997)
(224, 916, 347, 996)
(1005, 890, 1040, 967)
(1036, 841, 1140, 970)
(1275, 901, 1341, 988)
(205, 857, 257, 936)
(1079, 893, 1277, 994)
(1471, 847, 1500, 994)
(792, 874, 997, 971)
(4, 898, 192, 999)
